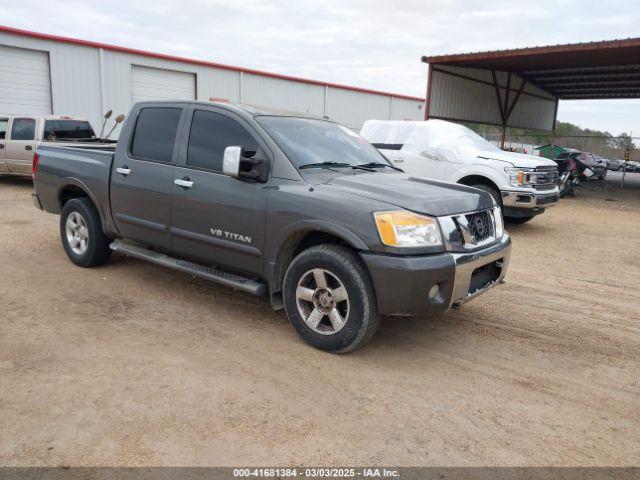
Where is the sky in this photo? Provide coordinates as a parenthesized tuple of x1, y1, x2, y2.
(1, 0, 640, 135)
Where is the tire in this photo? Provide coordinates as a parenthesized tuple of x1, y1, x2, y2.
(283, 244, 379, 353)
(559, 178, 574, 198)
(505, 215, 535, 224)
(60, 197, 112, 267)
(470, 183, 501, 207)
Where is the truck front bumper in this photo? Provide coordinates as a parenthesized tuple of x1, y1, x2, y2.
(360, 234, 511, 316)
(501, 189, 559, 218)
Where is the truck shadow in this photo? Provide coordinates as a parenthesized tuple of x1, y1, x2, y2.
(106, 253, 450, 356)
(0, 176, 34, 188)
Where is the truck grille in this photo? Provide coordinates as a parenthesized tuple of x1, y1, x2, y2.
(438, 208, 500, 252)
(533, 165, 559, 190)
(465, 210, 494, 242)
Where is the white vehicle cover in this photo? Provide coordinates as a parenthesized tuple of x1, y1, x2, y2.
(361, 119, 558, 169)
(360, 119, 503, 165)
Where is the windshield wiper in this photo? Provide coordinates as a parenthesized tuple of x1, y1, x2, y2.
(299, 161, 353, 170)
(355, 162, 404, 172)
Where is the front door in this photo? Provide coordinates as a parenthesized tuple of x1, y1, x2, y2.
(419, 151, 449, 180)
(171, 107, 269, 276)
(0, 117, 8, 173)
(6, 117, 37, 174)
(110, 105, 185, 251)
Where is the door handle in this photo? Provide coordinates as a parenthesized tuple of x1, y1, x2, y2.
(116, 167, 131, 176)
(174, 177, 194, 189)
(25, 145, 33, 151)
(0, 144, 4, 149)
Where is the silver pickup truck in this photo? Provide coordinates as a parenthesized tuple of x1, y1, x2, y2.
(32, 101, 511, 353)
(0, 114, 115, 176)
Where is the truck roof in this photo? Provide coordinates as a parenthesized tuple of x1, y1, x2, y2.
(134, 100, 328, 121)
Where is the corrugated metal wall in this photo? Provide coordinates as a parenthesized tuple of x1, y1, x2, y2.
(428, 64, 557, 131)
(0, 30, 424, 137)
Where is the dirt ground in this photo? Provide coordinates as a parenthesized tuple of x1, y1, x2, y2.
(1, 173, 639, 467)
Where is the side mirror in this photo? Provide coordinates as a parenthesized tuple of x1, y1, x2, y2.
(421, 150, 438, 160)
(223, 146, 268, 183)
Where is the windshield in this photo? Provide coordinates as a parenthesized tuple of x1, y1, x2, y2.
(43, 120, 95, 141)
(256, 116, 389, 168)
(453, 132, 502, 152)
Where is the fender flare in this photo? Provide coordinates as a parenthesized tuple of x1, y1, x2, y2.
(277, 219, 369, 251)
(267, 219, 370, 293)
(57, 178, 108, 231)
(453, 165, 506, 190)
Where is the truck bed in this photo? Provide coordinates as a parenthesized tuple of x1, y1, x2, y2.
(35, 145, 115, 221)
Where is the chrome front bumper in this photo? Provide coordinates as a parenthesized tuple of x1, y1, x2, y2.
(449, 234, 511, 308)
(501, 189, 559, 209)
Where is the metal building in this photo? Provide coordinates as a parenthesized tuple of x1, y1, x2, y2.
(0, 25, 424, 137)
(421, 37, 640, 134)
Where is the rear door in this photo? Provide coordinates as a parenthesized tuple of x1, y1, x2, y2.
(6, 117, 37, 174)
(110, 104, 187, 251)
(0, 117, 7, 172)
(170, 107, 269, 275)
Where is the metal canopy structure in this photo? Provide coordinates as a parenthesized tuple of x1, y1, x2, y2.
(421, 37, 640, 132)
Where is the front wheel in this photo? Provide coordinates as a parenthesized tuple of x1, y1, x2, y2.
(283, 245, 380, 353)
(60, 197, 112, 267)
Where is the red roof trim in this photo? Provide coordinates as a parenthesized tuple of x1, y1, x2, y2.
(0, 24, 424, 102)
(421, 37, 640, 64)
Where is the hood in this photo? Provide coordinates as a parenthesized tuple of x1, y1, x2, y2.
(320, 172, 494, 216)
(477, 149, 557, 169)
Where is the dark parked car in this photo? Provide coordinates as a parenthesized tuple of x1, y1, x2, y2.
(32, 101, 511, 353)
(601, 158, 626, 171)
(625, 161, 640, 172)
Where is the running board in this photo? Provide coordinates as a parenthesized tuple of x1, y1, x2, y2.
(110, 240, 267, 296)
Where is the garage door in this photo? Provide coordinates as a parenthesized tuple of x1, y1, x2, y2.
(131, 65, 196, 102)
(0, 45, 52, 115)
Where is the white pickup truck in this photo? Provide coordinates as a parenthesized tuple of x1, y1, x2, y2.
(0, 114, 115, 176)
(360, 120, 560, 223)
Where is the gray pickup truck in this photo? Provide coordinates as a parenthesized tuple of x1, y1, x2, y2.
(33, 101, 511, 353)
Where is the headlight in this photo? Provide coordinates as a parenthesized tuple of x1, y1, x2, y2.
(505, 167, 536, 187)
(493, 205, 504, 239)
(374, 211, 442, 247)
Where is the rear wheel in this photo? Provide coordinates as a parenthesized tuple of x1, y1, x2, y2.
(60, 198, 112, 267)
(283, 245, 379, 353)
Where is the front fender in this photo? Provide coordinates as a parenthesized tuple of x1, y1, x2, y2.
(265, 219, 370, 295)
(452, 163, 509, 190)
(276, 219, 369, 251)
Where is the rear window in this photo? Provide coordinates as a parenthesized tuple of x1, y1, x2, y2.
(44, 120, 95, 141)
(0, 118, 7, 139)
(11, 118, 36, 141)
(130, 107, 182, 162)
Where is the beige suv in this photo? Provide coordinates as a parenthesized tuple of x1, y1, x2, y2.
(0, 114, 112, 176)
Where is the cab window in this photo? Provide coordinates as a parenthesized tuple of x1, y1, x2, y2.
(0, 118, 8, 139)
(130, 107, 182, 163)
(11, 118, 36, 141)
(187, 110, 259, 172)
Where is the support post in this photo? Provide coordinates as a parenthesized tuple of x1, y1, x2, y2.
(424, 63, 433, 120)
